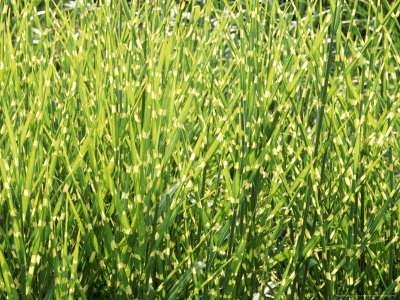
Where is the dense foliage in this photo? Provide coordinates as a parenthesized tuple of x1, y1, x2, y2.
(1, 0, 400, 298)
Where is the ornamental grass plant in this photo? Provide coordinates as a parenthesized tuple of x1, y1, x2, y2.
(0, 0, 400, 298)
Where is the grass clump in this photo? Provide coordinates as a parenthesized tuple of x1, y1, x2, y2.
(1, 0, 400, 298)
